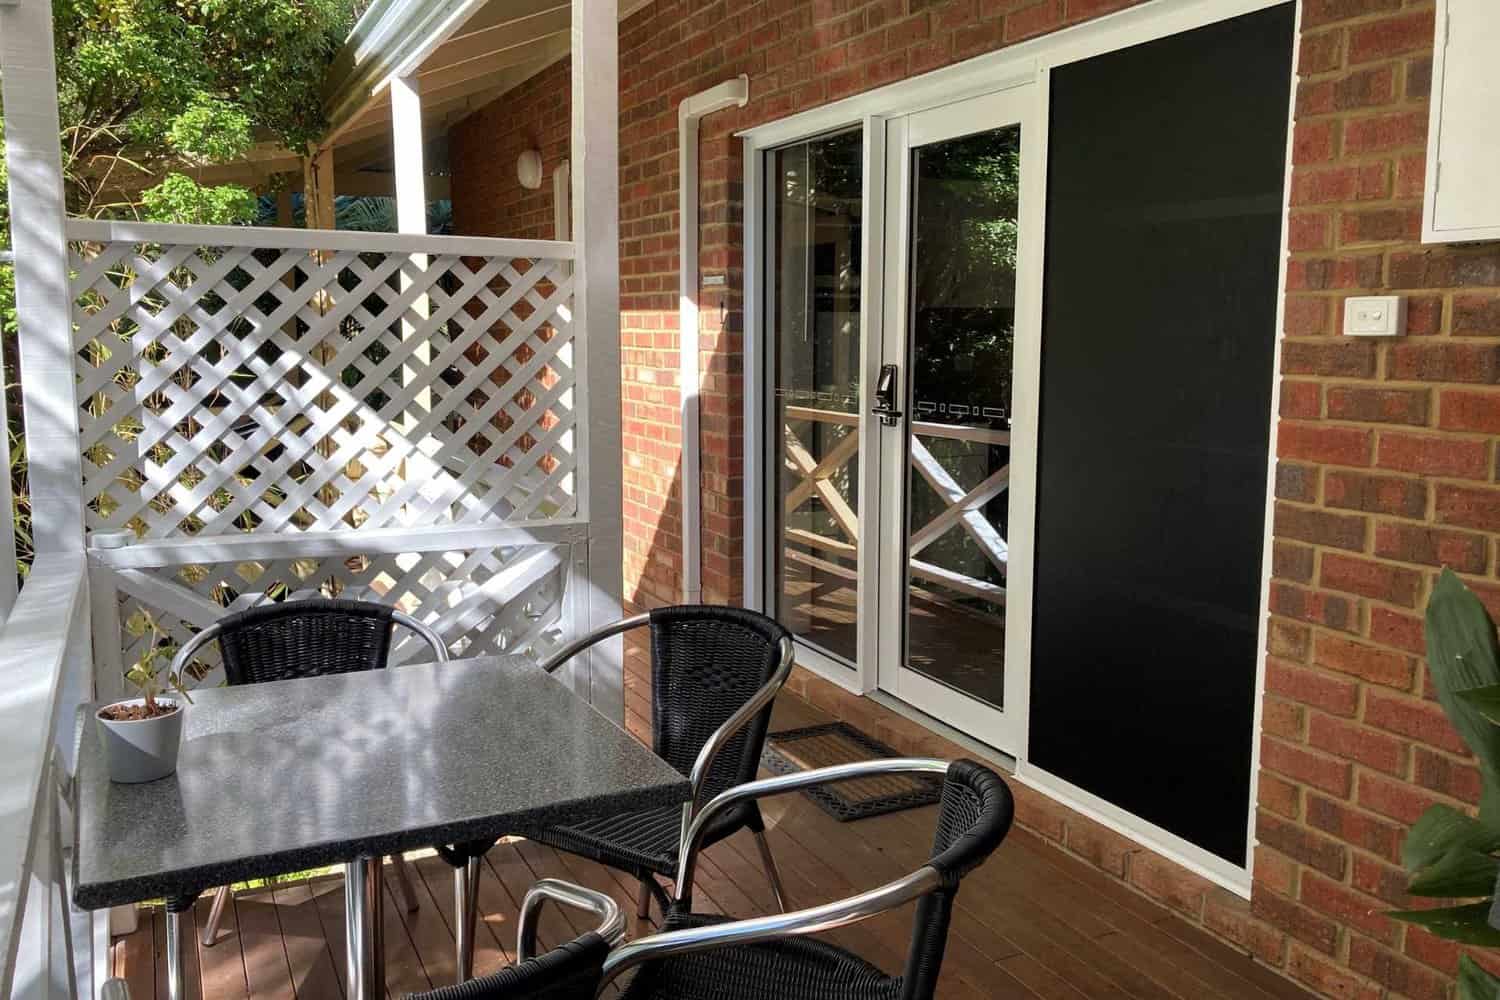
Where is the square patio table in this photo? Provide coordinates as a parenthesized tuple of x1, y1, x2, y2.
(72, 654, 690, 1000)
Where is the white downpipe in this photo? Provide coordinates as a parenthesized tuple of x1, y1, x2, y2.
(679, 75, 749, 604)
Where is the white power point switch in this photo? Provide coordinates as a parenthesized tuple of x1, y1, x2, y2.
(1343, 295, 1406, 337)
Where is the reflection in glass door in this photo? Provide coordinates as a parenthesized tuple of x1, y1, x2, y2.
(878, 87, 1035, 751)
(903, 126, 1018, 708)
(769, 128, 864, 668)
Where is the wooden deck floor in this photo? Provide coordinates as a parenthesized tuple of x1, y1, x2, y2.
(111, 644, 1312, 1000)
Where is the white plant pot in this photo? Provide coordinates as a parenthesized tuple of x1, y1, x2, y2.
(96, 698, 184, 784)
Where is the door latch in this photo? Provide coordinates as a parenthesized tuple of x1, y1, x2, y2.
(872, 364, 903, 426)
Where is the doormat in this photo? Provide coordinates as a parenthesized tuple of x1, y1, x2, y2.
(760, 722, 942, 822)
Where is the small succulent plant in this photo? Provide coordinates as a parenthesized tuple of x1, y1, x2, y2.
(118, 608, 193, 717)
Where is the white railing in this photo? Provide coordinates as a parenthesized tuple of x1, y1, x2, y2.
(782, 405, 1008, 606)
(0, 556, 96, 1000)
(66, 220, 587, 698)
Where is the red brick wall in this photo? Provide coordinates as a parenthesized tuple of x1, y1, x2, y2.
(1261, 1, 1500, 997)
(447, 1, 1500, 996)
(450, 57, 571, 241)
(452, 0, 1161, 610)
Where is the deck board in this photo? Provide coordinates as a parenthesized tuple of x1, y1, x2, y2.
(111, 648, 1311, 999)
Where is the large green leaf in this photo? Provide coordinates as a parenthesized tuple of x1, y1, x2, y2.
(1462, 686, 1500, 727)
(1404, 804, 1500, 873)
(1409, 847, 1500, 898)
(1460, 955, 1500, 1000)
(1390, 902, 1500, 946)
(1425, 570, 1500, 815)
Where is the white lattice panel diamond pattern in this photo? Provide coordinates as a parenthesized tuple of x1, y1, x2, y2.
(72, 238, 577, 539)
(114, 543, 569, 688)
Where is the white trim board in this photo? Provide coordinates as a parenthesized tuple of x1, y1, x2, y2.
(742, 0, 1302, 891)
(1017, 762, 1254, 896)
(64, 218, 574, 260)
(1244, 0, 1307, 893)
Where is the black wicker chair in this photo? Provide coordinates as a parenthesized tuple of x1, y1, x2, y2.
(406, 880, 626, 1000)
(170, 598, 449, 948)
(422, 759, 1012, 1000)
(440, 605, 796, 980)
(599, 758, 1014, 1000)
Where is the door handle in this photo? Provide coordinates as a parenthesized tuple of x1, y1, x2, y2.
(871, 364, 903, 427)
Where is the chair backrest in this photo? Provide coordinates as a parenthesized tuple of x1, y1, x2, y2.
(647, 605, 791, 804)
(404, 934, 611, 1000)
(900, 759, 1014, 1000)
(214, 598, 405, 686)
(608, 759, 1014, 1000)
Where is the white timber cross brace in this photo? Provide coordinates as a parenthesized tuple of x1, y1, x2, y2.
(781, 408, 1008, 607)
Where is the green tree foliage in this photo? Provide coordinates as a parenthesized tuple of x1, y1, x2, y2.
(0, 0, 351, 229)
(0, 0, 355, 314)
(51, 0, 353, 217)
(0, 0, 354, 576)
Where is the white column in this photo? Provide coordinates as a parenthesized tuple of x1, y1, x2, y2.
(1, 0, 86, 557)
(390, 75, 431, 431)
(390, 76, 428, 235)
(571, 0, 623, 718)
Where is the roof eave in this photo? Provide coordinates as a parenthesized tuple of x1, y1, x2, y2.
(320, 0, 485, 147)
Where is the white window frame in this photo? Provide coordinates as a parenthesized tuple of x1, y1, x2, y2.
(742, 0, 1303, 896)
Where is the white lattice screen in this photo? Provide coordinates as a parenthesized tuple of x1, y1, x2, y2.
(66, 220, 586, 682)
(71, 232, 576, 537)
(109, 542, 569, 687)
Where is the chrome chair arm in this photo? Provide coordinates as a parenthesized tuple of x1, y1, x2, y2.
(676, 758, 951, 905)
(679, 635, 796, 845)
(393, 610, 449, 663)
(516, 878, 627, 963)
(596, 865, 942, 993)
(537, 613, 651, 674)
(168, 607, 448, 680)
(166, 622, 224, 679)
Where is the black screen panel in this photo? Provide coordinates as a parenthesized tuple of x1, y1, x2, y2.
(1030, 4, 1294, 865)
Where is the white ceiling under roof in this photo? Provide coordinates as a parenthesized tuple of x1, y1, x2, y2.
(322, 0, 646, 173)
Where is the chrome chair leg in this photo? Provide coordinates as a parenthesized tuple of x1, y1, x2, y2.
(753, 829, 789, 913)
(455, 856, 481, 982)
(392, 853, 421, 913)
(636, 878, 653, 920)
(200, 884, 231, 946)
(165, 907, 185, 1000)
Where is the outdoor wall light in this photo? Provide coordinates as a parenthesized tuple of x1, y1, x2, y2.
(517, 149, 544, 190)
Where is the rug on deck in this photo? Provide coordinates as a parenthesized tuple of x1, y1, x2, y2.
(760, 721, 943, 822)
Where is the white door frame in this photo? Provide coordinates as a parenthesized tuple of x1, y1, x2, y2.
(741, 0, 1301, 895)
(872, 85, 1041, 756)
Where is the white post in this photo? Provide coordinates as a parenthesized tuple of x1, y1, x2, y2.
(390, 76, 428, 236)
(572, 0, 623, 719)
(390, 75, 432, 433)
(1, 0, 86, 557)
(553, 160, 571, 241)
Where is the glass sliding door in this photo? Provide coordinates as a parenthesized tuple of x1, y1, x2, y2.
(902, 125, 1019, 709)
(768, 128, 865, 668)
(876, 87, 1037, 752)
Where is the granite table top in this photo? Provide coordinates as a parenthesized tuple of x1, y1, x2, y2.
(73, 655, 689, 909)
